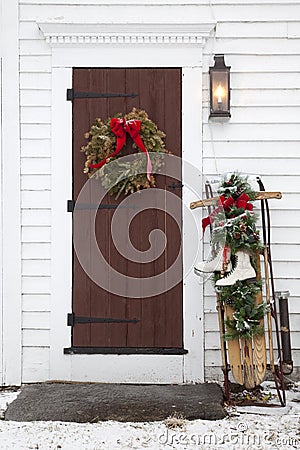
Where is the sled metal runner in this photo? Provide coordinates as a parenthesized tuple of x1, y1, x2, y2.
(191, 179, 288, 407)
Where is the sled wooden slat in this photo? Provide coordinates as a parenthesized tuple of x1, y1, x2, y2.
(190, 192, 282, 210)
(253, 252, 267, 385)
(224, 305, 244, 385)
(241, 339, 255, 389)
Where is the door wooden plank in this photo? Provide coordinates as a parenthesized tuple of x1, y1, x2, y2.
(72, 68, 93, 346)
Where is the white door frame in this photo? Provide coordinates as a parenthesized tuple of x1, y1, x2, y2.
(44, 22, 214, 383)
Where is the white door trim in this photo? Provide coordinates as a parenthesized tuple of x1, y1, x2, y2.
(48, 24, 213, 383)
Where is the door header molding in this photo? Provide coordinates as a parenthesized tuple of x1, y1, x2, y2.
(38, 22, 215, 46)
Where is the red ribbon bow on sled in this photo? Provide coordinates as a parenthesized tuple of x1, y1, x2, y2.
(89, 118, 152, 181)
(202, 192, 253, 234)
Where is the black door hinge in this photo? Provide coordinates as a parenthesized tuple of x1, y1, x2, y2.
(67, 313, 139, 326)
(168, 182, 184, 190)
(66, 89, 138, 101)
(67, 200, 139, 212)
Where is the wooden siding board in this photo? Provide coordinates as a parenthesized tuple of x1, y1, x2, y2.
(21, 157, 51, 175)
(21, 175, 51, 190)
(21, 139, 51, 157)
(21, 107, 51, 124)
(21, 191, 51, 209)
(203, 159, 300, 176)
(22, 347, 50, 383)
(22, 259, 51, 276)
(20, 73, 52, 90)
(22, 311, 50, 329)
(21, 209, 51, 226)
(205, 38, 300, 55)
(20, 90, 51, 107)
(22, 276, 51, 294)
(21, 226, 51, 243)
(22, 243, 51, 259)
(22, 294, 51, 312)
(22, 329, 50, 347)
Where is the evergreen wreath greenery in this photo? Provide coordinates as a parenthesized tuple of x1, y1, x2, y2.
(81, 108, 170, 199)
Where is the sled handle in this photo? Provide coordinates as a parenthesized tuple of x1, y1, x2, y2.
(190, 191, 282, 209)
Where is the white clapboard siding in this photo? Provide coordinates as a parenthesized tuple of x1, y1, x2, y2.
(23, 329, 50, 347)
(20, 40, 51, 56)
(20, 56, 51, 73)
(21, 226, 51, 243)
(21, 124, 51, 139)
(21, 209, 51, 226)
(21, 157, 51, 175)
(20, 73, 52, 90)
(22, 259, 51, 276)
(21, 139, 51, 157)
(20, 90, 51, 107)
(21, 191, 51, 209)
(21, 107, 51, 124)
(204, 107, 300, 124)
(22, 311, 50, 329)
(22, 243, 51, 259)
(22, 347, 50, 383)
(21, 190, 51, 209)
(21, 175, 51, 190)
(203, 160, 300, 176)
(205, 37, 300, 55)
(216, 21, 293, 38)
(203, 142, 300, 159)
(22, 294, 51, 312)
(22, 276, 51, 294)
(203, 124, 300, 142)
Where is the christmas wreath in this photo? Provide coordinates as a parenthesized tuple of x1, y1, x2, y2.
(81, 108, 169, 199)
(206, 173, 268, 341)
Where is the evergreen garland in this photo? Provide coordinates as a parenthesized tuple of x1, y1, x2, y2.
(210, 173, 263, 254)
(210, 173, 268, 341)
(82, 108, 170, 199)
(217, 280, 269, 341)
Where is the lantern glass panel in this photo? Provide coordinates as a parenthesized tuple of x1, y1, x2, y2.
(211, 71, 229, 114)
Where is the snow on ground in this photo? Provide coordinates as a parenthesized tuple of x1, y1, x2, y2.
(0, 382, 299, 450)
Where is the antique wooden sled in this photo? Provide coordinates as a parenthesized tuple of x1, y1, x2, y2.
(191, 177, 286, 406)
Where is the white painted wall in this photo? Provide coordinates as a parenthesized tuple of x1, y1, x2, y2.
(4, 0, 298, 384)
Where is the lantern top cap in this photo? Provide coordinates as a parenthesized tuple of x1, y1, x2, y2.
(210, 54, 231, 70)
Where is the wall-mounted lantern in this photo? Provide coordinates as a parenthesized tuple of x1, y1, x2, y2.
(209, 54, 231, 118)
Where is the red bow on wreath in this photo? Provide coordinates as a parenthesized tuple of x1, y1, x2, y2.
(89, 118, 152, 181)
(202, 192, 253, 234)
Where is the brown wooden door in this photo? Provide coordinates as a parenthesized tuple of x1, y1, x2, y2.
(71, 68, 183, 352)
